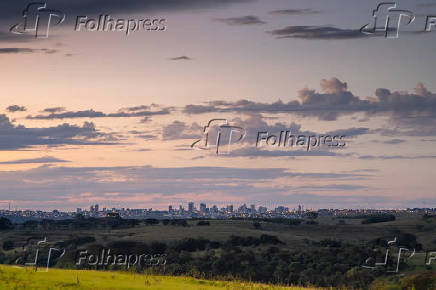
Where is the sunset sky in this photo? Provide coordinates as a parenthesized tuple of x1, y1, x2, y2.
(0, 0, 435, 211)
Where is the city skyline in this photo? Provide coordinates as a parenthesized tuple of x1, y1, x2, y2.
(0, 0, 435, 211)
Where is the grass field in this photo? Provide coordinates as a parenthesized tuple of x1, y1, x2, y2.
(0, 265, 316, 290)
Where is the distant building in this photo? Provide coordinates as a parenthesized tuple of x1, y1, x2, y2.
(188, 202, 194, 213)
(200, 203, 206, 213)
(76, 208, 82, 214)
(168, 205, 173, 213)
(258, 206, 267, 214)
(250, 204, 256, 215)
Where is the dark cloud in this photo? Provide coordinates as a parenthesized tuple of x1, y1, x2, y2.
(215, 15, 266, 25)
(0, 48, 58, 54)
(0, 156, 69, 164)
(268, 26, 366, 40)
(0, 31, 35, 42)
(6, 105, 26, 112)
(0, 0, 253, 23)
(269, 9, 321, 15)
(358, 155, 436, 160)
(226, 147, 346, 158)
(383, 139, 406, 145)
(0, 114, 116, 150)
(27, 107, 171, 120)
(169, 56, 192, 61)
(42, 107, 66, 113)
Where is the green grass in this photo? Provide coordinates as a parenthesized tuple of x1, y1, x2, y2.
(0, 265, 316, 290)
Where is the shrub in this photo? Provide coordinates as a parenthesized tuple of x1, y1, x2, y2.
(2, 240, 14, 251)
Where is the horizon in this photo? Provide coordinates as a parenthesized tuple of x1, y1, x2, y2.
(0, 0, 435, 211)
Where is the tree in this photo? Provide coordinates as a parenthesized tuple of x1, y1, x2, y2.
(2, 240, 14, 250)
(306, 212, 319, 219)
(0, 217, 13, 230)
(253, 222, 261, 229)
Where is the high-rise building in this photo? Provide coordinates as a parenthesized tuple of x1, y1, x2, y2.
(258, 206, 267, 214)
(188, 202, 194, 213)
(200, 203, 207, 213)
(90, 205, 94, 212)
(76, 208, 82, 214)
(94, 204, 99, 212)
(227, 205, 233, 213)
(250, 204, 256, 215)
(168, 205, 173, 213)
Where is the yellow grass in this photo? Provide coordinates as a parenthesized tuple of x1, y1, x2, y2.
(0, 265, 318, 290)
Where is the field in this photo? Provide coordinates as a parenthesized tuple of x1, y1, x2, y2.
(0, 265, 314, 290)
(0, 215, 435, 289)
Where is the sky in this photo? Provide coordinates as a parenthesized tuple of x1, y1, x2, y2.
(0, 0, 435, 211)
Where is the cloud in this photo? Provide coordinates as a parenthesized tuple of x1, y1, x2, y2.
(383, 139, 406, 145)
(215, 15, 266, 25)
(162, 121, 202, 140)
(226, 147, 346, 158)
(267, 26, 366, 40)
(169, 56, 192, 61)
(0, 1, 254, 23)
(161, 114, 369, 159)
(42, 107, 66, 113)
(269, 9, 321, 15)
(6, 105, 26, 112)
(183, 78, 436, 136)
(358, 155, 436, 160)
(0, 32, 35, 43)
(0, 156, 69, 164)
(0, 165, 374, 209)
(0, 48, 58, 54)
(0, 114, 116, 150)
(27, 106, 172, 120)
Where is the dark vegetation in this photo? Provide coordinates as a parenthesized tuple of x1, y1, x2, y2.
(0, 215, 434, 289)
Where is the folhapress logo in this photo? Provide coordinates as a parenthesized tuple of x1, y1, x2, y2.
(14, 237, 66, 272)
(10, 2, 65, 38)
(361, 2, 436, 38)
(191, 119, 246, 155)
(361, 2, 415, 38)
